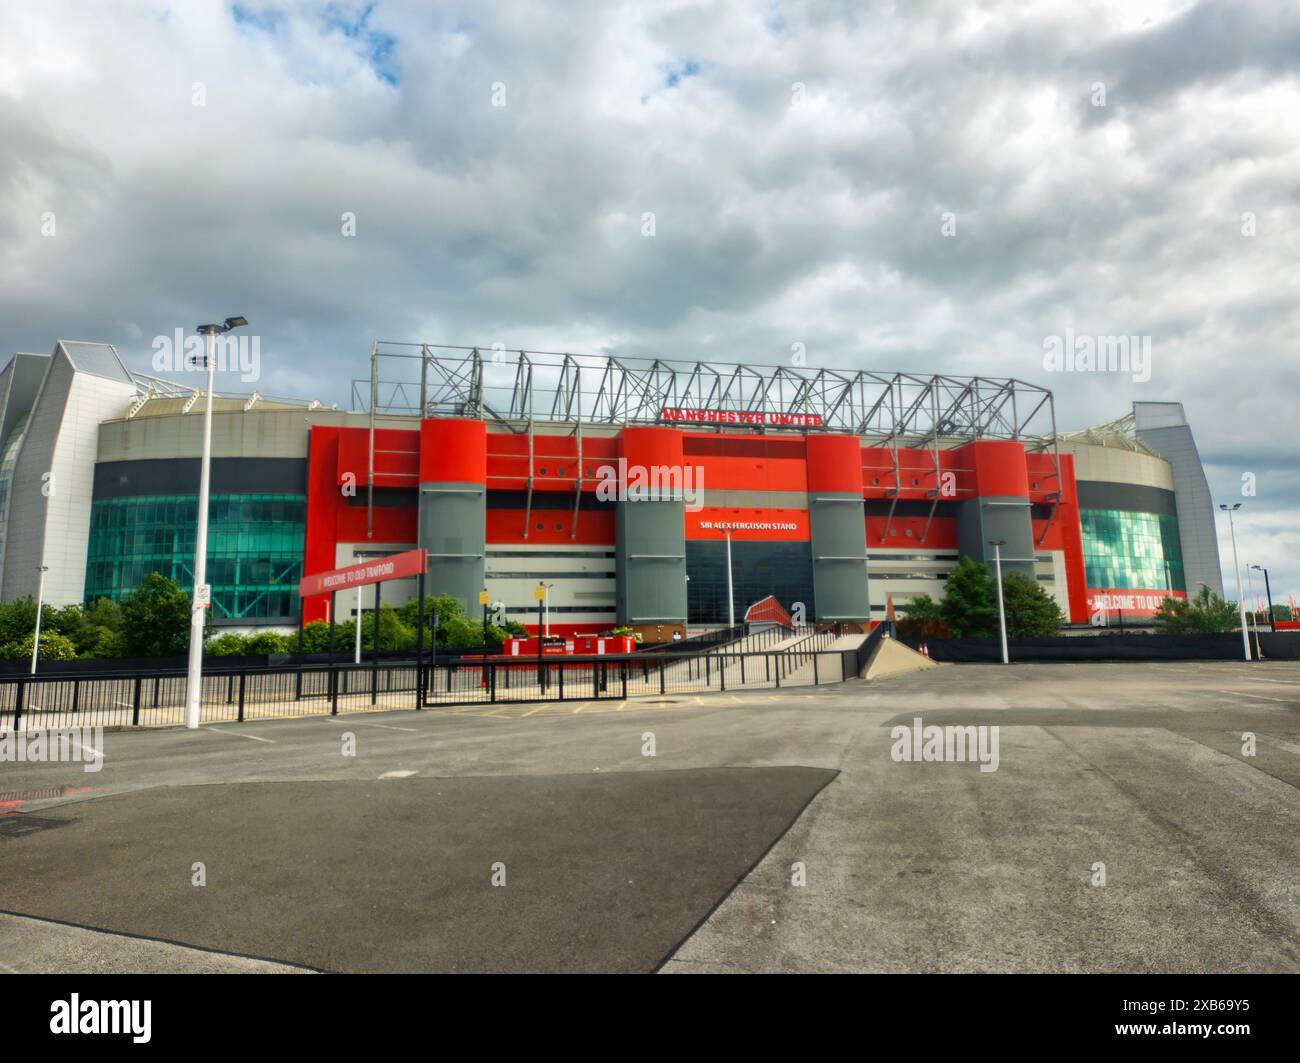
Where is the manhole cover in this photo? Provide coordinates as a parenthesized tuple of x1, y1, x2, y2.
(0, 815, 71, 838)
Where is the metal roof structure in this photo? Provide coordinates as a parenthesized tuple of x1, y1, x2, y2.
(357, 343, 1060, 447)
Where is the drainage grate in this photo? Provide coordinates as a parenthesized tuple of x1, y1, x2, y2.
(0, 815, 71, 838)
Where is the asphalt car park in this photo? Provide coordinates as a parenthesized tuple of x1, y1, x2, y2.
(2, 660, 1298, 973)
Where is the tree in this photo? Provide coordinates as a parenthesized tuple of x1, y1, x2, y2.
(940, 557, 999, 637)
(897, 594, 950, 639)
(396, 594, 511, 648)
(245, 630, 291, 654)
(0, 596, 38, 648)
(2, 630, 77, 663)
(120, 572, 195, 657)
(1000, 571, 1065, 636)
(205, 633, 251, 656)
(1153, 586, 1241, 634)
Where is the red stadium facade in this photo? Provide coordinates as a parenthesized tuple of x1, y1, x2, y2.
(301, 419, 1099, 634)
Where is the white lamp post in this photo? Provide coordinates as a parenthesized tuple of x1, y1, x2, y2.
(184, 316, 247, 729)
(725, 530, 735, 629)
(989, 540, 1009, 665)
(30, 564, 48, 674)
(1218, 503, 1252, 663)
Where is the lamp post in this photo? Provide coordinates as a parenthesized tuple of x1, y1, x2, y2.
(542, 582, 554, 637)
(989, 540, 1009, 665)
(184, 315, 247, 729)
(725, 530, 735, 630)
(1250, 564, 1276, 633)
(354, 584, 364, 665)
(30, 564, 48, 675)
(1218, 504, 1252, 663)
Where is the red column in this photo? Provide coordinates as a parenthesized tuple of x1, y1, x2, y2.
(420, 418, 487, 483)
(806, 435, 864, 493)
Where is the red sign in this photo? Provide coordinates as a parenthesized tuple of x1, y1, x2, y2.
(1086, 588, 1186, 618)
(661, 408, 824, 428)
(299, 549, 425, 598)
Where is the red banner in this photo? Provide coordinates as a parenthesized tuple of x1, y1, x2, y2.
(299, 548, 426, 598)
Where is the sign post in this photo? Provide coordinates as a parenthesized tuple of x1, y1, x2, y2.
(535, 583, 546, 691)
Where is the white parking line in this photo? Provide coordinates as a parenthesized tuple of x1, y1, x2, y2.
(1230, 690, 1298, 704)
(201, 727, 275, 743)
(318, 718, 418, 732)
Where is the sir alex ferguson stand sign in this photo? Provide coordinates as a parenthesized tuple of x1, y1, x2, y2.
(298, 548, 426, 599)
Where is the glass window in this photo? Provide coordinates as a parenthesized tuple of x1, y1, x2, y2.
(84, 493, 306, 622)
(1080, 509, 1185, 591)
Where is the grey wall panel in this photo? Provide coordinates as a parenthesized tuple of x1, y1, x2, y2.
(1132, 403, 1223, 597)
(419, 481, 485, 614)
(1076, 481, 1178, 516)
(616, 500, 687, 625)
(93, 458, 307, 499)
(808, 492, 868, 620)
(956, 497, 1036, 578)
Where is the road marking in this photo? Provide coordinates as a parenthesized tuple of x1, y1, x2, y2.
(571, 702, 590, 714)
(201, 727, 275, 743)
(1264, 736, 1300, 756)
(1230, 690, 1298, 704)
(694, 697, 702, 705)
(521, 705, 546, 717)
(616, 700, 626, 711)
(72, 737, 103, 760)
(319, 718, 418, 732)
(379, 770, 418, 779)
(1243, 676, 1300, 685)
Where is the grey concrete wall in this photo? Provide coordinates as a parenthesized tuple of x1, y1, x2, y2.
(956, 498, 1036, 578)
(808, 493, 869, 620)
(418, 481, 486, 614)
(616, 500, 687, 625)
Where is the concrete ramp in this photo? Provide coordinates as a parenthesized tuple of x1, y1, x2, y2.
(864, 636, 939, 680)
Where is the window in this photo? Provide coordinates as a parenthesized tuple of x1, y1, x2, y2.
(1080, 509, 1185, 592)
(84, 493, 306, 621)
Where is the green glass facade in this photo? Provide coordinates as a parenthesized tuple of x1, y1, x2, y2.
(1080, 509, 1185, 592)
(85, 494, 305, 621)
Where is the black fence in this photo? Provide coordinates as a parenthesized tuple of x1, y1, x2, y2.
(0, 626, 861, 732)
(0, 643, 506, 677)
(904, 631, 1300, 663)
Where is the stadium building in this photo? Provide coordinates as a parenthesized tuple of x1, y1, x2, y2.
(0, 342, 1223, 639)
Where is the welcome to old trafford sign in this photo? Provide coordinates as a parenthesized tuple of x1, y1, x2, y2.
(298, 549, 425, 598)
(660, 408, 824, 427)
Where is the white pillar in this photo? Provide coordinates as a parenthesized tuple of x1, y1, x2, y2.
(183, 330, 217, 729)
(1225, 509, 1251, 662)
(30, 565, 47, 675)
(354, 583, 364, 664)
(725, 530, 735, 629)
(992, 542, 1009, 665)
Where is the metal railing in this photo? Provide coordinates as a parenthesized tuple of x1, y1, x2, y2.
(0, 628, 863, 732)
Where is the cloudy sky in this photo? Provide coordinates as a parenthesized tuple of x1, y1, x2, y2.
(2, 0, 1297, 605)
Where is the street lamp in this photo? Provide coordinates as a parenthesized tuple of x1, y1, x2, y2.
(989, 540, 1009, 665)
(542, 582, 555, 637)
(1250, 564, 1276, 633)
(1218, 504, 1252, 663)
(184, 315, 247, 729)
(725, 530, 735, 630)
(30, 564, 48, 675)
